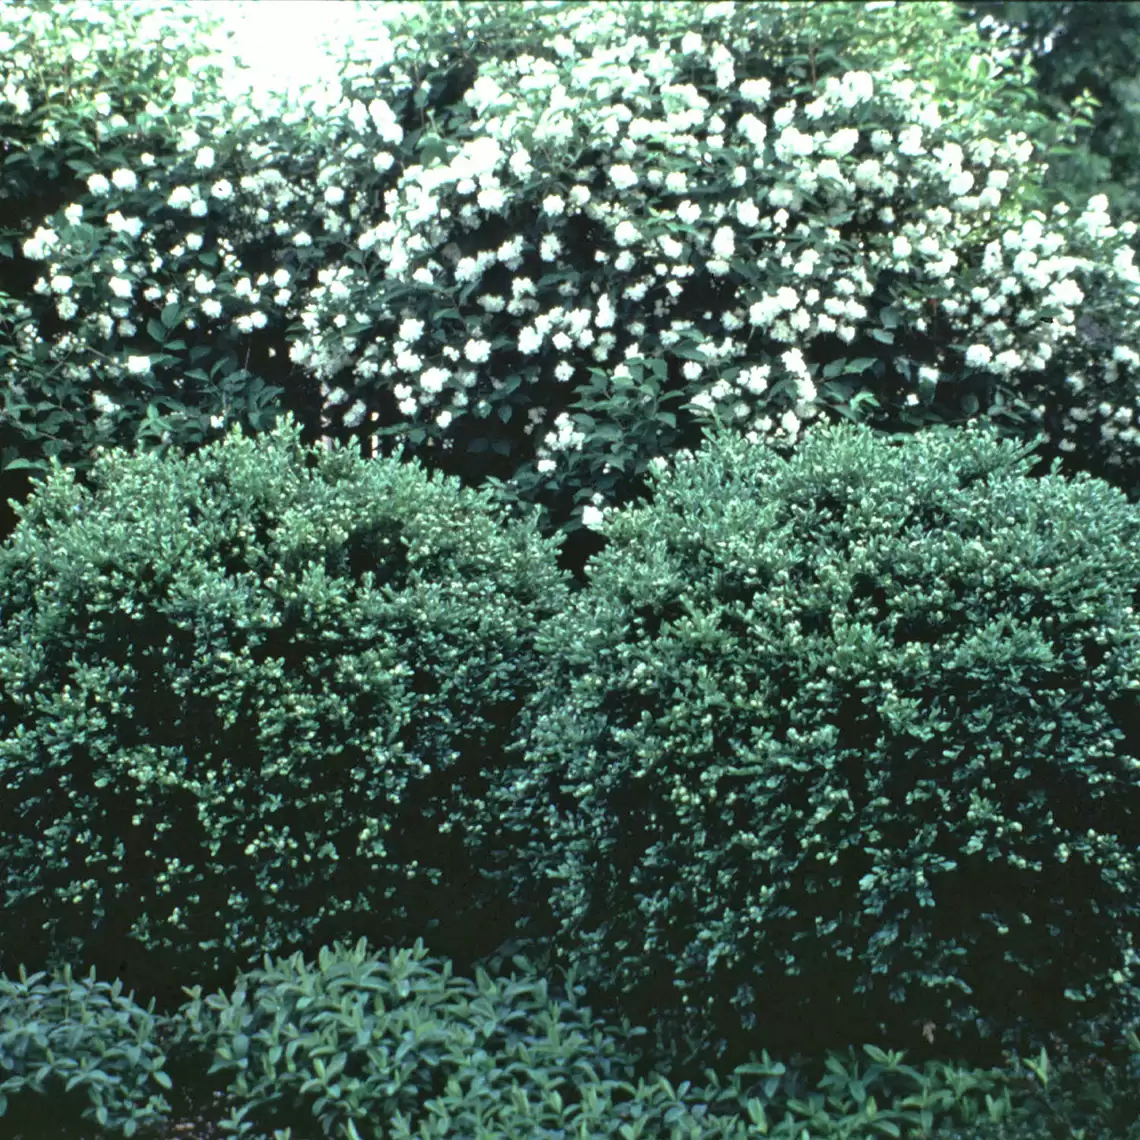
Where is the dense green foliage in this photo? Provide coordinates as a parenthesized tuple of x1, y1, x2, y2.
(4, 1, 1140, 1134)
(0, 415, 574, 1000)
(7, 939, 1139, 1140)
(466, 417, 1140, 1082)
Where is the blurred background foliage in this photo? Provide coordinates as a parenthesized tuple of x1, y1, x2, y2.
(952, 0, 1140, 260)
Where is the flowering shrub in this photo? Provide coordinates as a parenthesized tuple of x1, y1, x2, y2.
(0, 0, 1134, 589)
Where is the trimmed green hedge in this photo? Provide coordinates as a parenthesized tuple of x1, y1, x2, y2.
(468, 417, 1140, 1080)
(0, 414, 575, 998)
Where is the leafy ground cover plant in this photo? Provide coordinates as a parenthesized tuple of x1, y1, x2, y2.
(462, 416, 1140, 1099)
(4, 939, 1139, 1140)
(0, 414, 576, 1011)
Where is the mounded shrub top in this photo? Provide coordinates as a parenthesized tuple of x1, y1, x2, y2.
(473, 417, 1140, 1077)
(0, 413, 575, 988)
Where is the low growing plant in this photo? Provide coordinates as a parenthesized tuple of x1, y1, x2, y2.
(3, 940, 1140, 1140)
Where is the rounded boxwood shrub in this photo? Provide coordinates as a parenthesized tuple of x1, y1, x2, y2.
(468, 416, 1140, 1083)
(0, 412, 576, 1001)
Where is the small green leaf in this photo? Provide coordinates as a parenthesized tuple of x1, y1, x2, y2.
(850, 390, 881, 411)
(671, 345, 711, 363)
(966, 54, 993, 81)
(746, 1098, 768, 1127)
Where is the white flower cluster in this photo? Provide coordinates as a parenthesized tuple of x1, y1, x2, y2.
(8, 5, 1140, 531)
